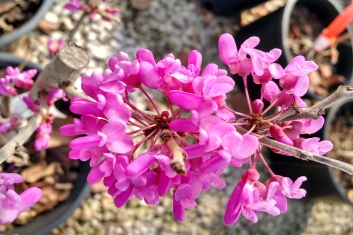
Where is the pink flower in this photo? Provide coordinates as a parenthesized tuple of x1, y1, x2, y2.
(0, 173, 42, 225)
(47, 37, 66, 58)
(5, 66, 36, 91)
(47, 88, 67, 106)
(34, 121, 52, 151)
(64, 0, 87, 11)
(172, 183, 198, 221)
(0, 77, 17, 96)
(278, 176, 307, 199)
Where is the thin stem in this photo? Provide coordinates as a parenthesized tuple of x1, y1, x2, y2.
(150, 129, 162, 150)
(225, 106, 251, 118)
(259, 152, 276, 177)
(243, 76, 253, 114)
(132, 129, 157, 154)
(235, 125, 353, 175)
(125, 99, 155, 122)
(261, 97, 279, 116)
(161, 129, 187, 175)
(185, 133, 199, 140)
(139, 86, 160, 115)
(130, 115, 149, 127)
(171, 131, 188, 146)
(0, 114, 43, 164)
(281, 85, 353, 122)
(130, 132, 146, 139)
(231, 122, 249, 126)
(168, 98, 174, 116)
(171, 108, 182, 120)
(127, 120, 144, 128)
(265, 109, 283, 122)
(126, 124, 156, 135)
(68, 10, 88, 43)
(245, 125, 256, 135)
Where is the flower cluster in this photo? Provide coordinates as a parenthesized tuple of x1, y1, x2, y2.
(0, 67, 66, 151)
(0, 173, 42, 225)
(60, 33, 333, 224)
(64, 0, 120, 22)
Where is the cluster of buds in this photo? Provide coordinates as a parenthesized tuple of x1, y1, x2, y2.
(64, 0, 120, 22)
(60, 33, 333, 224)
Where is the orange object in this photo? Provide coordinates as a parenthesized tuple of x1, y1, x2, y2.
(322, 4, 353, 38)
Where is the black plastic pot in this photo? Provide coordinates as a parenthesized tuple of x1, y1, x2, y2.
(0, 53, 91, 235)
(268, 98, 353, 203)
(0, 0, 53, 48)
(234, 0, 353, 101)
(198, 0, 268, 17)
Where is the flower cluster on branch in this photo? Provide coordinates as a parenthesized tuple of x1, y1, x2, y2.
(58, 33, 335, 224)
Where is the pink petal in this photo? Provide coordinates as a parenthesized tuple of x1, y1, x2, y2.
(175, 184, 192, 201)
(318, 140, 333, 155)
(180, 198, 197, 209)
(199, 150, 230, 174)
(173, 197, 185, 222)
(138, 61, 162, 89)
(218, 33, 238, 64)
(106, 134, 134, 154)
(235, 134, 259, 159)
(168, 90, 204, 110)
(87, 162, 105, 184)
(268, 63, 284, 79)
(17, 187, 42, 213)
(125, 152, 155, 178)
(114, 184, 134, 207)
(169, 119, 198, 133)
(136, 48, 156, 65)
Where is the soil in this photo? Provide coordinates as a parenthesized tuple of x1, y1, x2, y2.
(288, 5, 346, 97)
(0, 143, 80, 232)
(0, 0, 41, 36)
(327, 101, 353, 203)
(0, 63, 80, 231)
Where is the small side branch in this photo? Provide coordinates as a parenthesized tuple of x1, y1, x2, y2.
(236, 126, 353, 175)
(281, 86, 353, 122)
(0, 114, 42, 165)
(161, 129, 187, 175)
(64, 85, 95, 102)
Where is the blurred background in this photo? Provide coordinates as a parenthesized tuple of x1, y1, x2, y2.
(1, 0, 353, 234)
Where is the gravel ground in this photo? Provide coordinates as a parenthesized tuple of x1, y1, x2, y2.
(3, 0, 353, 234)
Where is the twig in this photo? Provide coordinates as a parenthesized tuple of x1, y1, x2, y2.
(236, 126, 353, 175)
(161, 129, 187, 175)
(97, 10, 123, 24)
(64, 85, 95, 102)
(68, 10, 88, 43)
(280, 86, 353, 122)
(0, 114, 42, 165)
(31, 43, 89, 100)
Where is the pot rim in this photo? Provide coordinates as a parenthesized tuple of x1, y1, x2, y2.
(0, 55, 91, 235)
(0, 0, 54, 48)
(323, 97, 353, 206)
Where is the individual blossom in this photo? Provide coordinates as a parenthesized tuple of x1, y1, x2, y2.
(47, 37, 66, 58)
(34, 118, 53, 151)
(5, 66, 36, 91)
(0, 173, 42, 225)
(224, 169, 284, 225)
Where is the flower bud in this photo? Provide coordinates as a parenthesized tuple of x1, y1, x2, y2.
(252, 99, 264, 114)
(269, 124, 293, 146)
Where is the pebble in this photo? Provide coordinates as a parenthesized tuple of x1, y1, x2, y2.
(44, 11, 60, 24)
